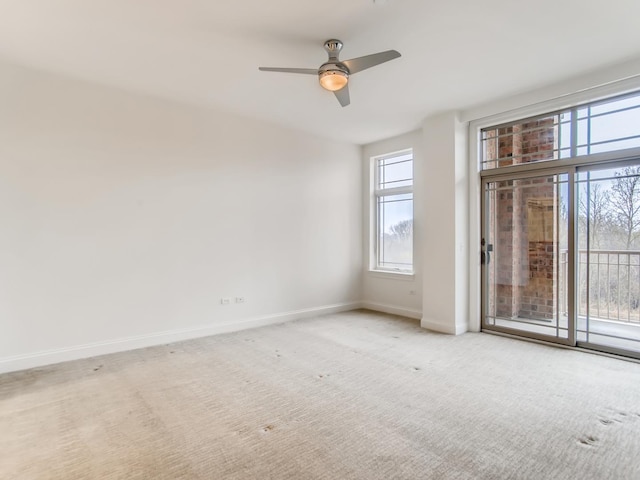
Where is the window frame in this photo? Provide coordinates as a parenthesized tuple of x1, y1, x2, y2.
(479, 89, 640, 171)
(372, 149, 414, 274)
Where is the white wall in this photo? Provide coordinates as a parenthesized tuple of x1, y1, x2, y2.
(361, 131, 422, 319)
(420, 113, 469, 335)
(0, 60, 362, 373)
(361, 122, 470, 330)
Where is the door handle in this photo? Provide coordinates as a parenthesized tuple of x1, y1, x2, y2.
(481, 239, 493, 265)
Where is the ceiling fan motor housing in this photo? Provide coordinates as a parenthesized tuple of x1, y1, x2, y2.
(318, 63, 349, 91)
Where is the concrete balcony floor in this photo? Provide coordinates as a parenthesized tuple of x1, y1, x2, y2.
(489, 314, 640, 354)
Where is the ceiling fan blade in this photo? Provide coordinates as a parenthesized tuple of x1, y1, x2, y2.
(334, 84, 350, 107)
(258, 67, 318, 75)
(342, 50, 401, 74)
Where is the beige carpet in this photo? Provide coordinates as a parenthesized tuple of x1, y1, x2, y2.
(2, 310, 640, 479)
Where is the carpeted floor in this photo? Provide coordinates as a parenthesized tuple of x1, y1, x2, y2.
(1, 310, 640, 479)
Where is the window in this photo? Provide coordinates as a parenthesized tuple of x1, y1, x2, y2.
(373, 150, 413, 272)
(480, 90, 640, 170)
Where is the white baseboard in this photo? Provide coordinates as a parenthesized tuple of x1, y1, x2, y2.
(421, 317, 469, 335)
(362, 301, 422, 320)
(0, 302, 361, 375)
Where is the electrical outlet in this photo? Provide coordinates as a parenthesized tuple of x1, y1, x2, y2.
(235, 297, 245, 304)
(221, 298, 231, 305)
(409, 290, 417, 296)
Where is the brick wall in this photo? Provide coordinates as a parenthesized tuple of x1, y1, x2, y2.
(487, 118, 558, 321)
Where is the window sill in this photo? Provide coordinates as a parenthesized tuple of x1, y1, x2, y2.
(367, 269, 415, 281)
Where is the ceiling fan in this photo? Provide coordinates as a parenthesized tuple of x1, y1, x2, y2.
(258, 39, 401, 107)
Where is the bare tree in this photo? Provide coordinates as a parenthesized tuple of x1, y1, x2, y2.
(579, 183, 610, 249)
(389, 219, 413, 241)
(610, 166, 640, 249)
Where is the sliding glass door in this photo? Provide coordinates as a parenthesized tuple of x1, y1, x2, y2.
(482, 171, 573, 344)
(478, 89, 640, 358)
(482, 162, 640, 358)
(576, 163, 640, 355)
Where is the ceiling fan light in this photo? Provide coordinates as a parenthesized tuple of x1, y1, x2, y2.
(319, 71, 348, 92)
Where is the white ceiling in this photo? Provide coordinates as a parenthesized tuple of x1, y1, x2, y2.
(1, 0, 640, 144)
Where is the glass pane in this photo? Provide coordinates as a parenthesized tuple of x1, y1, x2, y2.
(480, 115, 560, 170)
(576, 165, 640, 354)
(484, 173, 569, 339)
(590, 94, 640, 116)
(577, 107, 589, 119)
(378, 155, 413, 189)
(577, 146, 589, 156)
(577, 105, 640, 155)
(559, 147, 572, 159)
(576, 117, 589, 149)
(590, 108, 640, 143)
(559, 114, 572, 152)
(481, 129, 498, 170)
(588, 137, 640, 154)
(377, 193, 413, 271)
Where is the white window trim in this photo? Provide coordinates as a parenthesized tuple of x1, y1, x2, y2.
(371, 149, 414, 275)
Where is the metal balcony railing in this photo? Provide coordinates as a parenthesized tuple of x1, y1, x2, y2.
(560, 249, 640, 324)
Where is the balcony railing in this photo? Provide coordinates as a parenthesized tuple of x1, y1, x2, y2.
(560, 249, 640, 324)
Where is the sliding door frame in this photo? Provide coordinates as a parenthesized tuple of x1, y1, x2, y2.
(480, 150, 640, 355)
(480, 166, 576, 346)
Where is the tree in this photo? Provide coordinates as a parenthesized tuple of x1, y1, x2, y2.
(389, 219, 413, 241)
(579, 182, 610, 249)
(610, 166, 640, 249)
